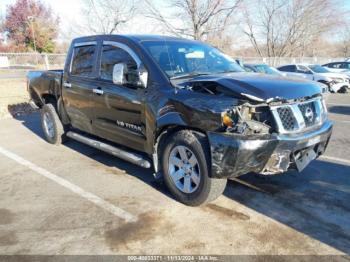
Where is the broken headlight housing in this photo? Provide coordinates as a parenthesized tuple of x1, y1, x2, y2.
(222, 105, 275, 135)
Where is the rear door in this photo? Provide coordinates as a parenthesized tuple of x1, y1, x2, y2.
(62, 42, 98, 133)
(92, 41, 146, 152)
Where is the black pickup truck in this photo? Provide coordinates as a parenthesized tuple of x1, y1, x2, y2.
(27, 35, 332, 206)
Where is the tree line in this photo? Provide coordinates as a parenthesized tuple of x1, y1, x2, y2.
(0, 0, 349, 57)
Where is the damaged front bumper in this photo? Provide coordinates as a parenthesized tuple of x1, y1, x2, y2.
(208, 120, 332, 178)
(331, 82, 349, 93)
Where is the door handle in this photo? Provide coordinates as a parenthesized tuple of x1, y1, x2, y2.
(63, 82, 72, 88)
(93, 88, 104, 95)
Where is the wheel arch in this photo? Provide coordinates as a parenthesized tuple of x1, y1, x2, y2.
(153, 123, 209, 175)
(41, 94, 57, 105)
(40, 94, 70, 125)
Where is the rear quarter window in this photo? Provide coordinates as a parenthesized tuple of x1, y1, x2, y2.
(71, 45, 96, 77)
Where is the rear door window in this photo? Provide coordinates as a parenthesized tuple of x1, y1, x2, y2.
(278, 65, 296, 72)
(71, 45, 96, 77)
(340, 63, 350, 69)
(329, 63, 341, 68)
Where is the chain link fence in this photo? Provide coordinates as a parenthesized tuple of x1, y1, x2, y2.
(0, 53, 66, 70)
(0, 52, 348, 73)
(0, 53, 348, 118)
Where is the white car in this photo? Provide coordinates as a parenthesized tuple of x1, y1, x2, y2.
(322, 62, 350, 77)
(277, 64, 349, 93)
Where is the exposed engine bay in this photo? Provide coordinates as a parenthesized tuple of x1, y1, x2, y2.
(176, 78, 324, 137)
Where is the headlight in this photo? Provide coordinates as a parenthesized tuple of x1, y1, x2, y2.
(221, 112, 234, 127)
(332, 77, 344, 84)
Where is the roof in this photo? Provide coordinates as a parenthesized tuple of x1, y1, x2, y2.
(73, 34, 199, 44)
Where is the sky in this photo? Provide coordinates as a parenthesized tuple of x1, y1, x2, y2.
(0, 0, 167, 40)
(0, 0, 83, 40)
(1, 0, 82, 21)
(1, 0, 350, 43)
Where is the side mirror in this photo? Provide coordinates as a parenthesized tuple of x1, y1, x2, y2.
(113, 62, 149, 88)
(113, 63, 127, 85)
(138, 64, 148, 88)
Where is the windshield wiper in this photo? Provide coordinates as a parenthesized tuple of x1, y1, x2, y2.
(170, 72, 210, 80)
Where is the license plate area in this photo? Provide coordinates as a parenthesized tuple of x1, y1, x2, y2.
(305, 135, 321, 147)
(294, 148, 317, 172)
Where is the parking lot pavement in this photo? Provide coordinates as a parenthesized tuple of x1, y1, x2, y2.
(0, 95, 349, 255)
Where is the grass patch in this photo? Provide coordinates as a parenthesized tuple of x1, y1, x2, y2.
(0, 78, 37, 119)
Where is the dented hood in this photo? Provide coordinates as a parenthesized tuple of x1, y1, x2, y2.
(186, 72, 322, 102)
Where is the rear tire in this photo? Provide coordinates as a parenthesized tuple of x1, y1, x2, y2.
(40, 103, 67, 145)
(161, 130, 227, 206)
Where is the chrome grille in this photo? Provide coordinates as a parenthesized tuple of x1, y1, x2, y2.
(271, 98, 326, 134)
(276, 107, 296, 131)
(298, 102, 316, 127)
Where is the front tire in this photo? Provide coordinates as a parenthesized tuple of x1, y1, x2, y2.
(338, 86, 348, 93)
(40, 103, 66, 145)
(161, 130, 227, 206)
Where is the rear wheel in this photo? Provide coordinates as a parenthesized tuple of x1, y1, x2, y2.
(40, 103, 67, 145)
(161, 130, 227, 206)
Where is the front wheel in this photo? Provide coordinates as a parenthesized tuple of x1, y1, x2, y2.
(40, 103, 67, 145)
(338, 86, 348, 93)
(161, 130, 227, 206)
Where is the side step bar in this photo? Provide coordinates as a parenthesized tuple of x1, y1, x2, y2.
(66, 131, 151, 169)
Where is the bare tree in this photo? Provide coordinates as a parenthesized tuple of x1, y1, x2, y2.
(338, 25, 350, 57)
(242, 0, 343, 60)
(81, 0, 136, 34)
(144, 0, 242, 41)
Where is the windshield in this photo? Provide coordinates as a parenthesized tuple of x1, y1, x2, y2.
(309, 65, 330, 73)
(141, 40, 245, 78)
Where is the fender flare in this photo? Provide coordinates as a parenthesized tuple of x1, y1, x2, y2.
(156, 112, 187, 134)
(152, 112, 187, 173)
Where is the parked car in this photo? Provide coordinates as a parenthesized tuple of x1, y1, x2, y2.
(27, 35, 332, 206)
(278, 64, 349, 93)
(245, 63, 328, 95)
(322, 62, 350, 77)
(244, 63, 285, 76)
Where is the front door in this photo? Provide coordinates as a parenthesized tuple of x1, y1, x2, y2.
(62, 42, 98, 133)
(92, 42, 146, 152)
